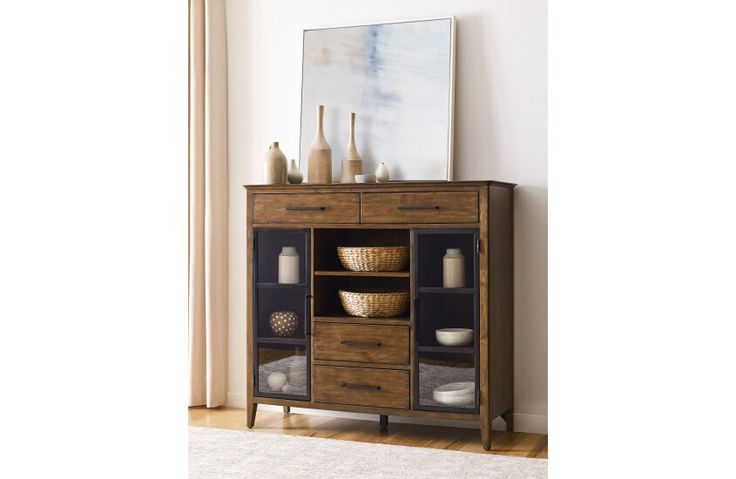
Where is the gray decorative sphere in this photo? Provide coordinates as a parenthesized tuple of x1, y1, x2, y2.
(269, 310, 298, 336)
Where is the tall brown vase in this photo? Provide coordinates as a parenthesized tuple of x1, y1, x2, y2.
(307, 105, 332, 184)
(340, 112, 363, 183)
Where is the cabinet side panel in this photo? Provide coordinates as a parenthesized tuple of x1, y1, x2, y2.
(246, 191, 255, 411)
(490, 186, 514, 419)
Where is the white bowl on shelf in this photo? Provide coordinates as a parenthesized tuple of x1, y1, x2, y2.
(432, 382, 475, 406)
(435, 328, 473, 347)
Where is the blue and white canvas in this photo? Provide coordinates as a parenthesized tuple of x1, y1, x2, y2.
(300, 18, 454, 181)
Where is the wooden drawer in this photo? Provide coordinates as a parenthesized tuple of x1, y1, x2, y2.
(361, 191, 479, 224)
(314, 322, 409, 365)
(253, 193, 360, 224)
(313, 365, 409, 409)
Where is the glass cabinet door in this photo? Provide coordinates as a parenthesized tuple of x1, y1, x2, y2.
(413, 229, 479, 412)
(253, 228, 310, 400)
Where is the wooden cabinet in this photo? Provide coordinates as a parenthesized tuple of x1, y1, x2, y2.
(244, 181, 515, 450)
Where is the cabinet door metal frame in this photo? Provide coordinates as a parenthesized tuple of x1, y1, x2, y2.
(412, 228, 480, 413)
(253, 227, 311, 401)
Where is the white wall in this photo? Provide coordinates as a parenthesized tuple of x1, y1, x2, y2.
(226, 0, 547, 433)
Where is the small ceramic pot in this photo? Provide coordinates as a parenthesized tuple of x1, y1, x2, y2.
(375, 162, 390, 182)
(269, 310, 298, 336)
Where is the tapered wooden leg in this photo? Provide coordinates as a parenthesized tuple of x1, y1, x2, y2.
(480, 420, 492, 450)
(379, 415, 388, 432)
(246, 402, 257, 429)
(283, 406, 291, 414)
(502, 409, 514, 432)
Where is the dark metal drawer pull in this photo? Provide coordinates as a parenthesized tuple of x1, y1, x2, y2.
(340, 383, 381, 391)
(397, 204, 440, 210)
(286, 206, 325, 211)
(340, 340, 382, 349)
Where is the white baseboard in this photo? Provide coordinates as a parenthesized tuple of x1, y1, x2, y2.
(227, 392, 246, 408)
(226, 392, 547, 434)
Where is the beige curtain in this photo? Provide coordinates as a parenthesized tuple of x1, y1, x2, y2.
(189, 0, 228, 408)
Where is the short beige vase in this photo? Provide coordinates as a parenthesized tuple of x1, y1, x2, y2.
(307, 105, 332, 184)
(375, 162, 390, 183)
(340, 112, 363, 183)
(264, 142, 287, 184)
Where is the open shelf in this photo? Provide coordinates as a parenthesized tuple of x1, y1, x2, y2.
(256, 337, 307, 345)
(314, 271, 410, 278)
(417, 287, 475, 295)
(417, 345, 474, 354)
(314, 316, 410, 326)
(314, 275, 409, 318)
(313, 228, 410, 272)
(256, 283, 308, 289)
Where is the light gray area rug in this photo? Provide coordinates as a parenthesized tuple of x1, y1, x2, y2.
(189, 426, 547, 479)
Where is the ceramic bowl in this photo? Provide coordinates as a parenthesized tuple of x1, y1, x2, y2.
(354, 174, 376, 183)
(435, 328, 473, 347)
(432, 382, 475, 406)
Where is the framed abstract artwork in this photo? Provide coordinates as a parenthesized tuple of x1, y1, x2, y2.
(299, 17, 455, 181)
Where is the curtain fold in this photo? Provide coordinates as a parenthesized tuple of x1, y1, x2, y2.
(189, 0, 228, 408)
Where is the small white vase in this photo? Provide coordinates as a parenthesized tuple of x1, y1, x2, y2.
(375, 162, 390, 183)
(278, 247, 300, 284)
(287, 159, 303, 184)
(443, 248, 465, 288)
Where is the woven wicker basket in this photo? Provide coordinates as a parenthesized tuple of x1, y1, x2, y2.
(338, 289, 409, 318)
(337, 246, 408, 272)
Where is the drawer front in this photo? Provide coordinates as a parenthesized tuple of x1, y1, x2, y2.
(361, 191, 479, 224)
(313, 365, 409, 409)
(253, 193, 360, 224)
(314, 322, 409, 365)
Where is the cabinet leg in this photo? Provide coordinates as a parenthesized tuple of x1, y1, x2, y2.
(379, 415, 388, 432)
(283, 406, 291, 414)
(246, 402, 257, 429)
(480, 421, 492, 451)
(501, 409, 514, 432)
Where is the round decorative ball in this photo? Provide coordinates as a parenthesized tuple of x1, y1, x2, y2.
(269, 310, 298, 336)
(267, 372, 287, 391)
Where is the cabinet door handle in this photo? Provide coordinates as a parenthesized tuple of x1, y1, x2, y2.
(286, 206, 325, 211)
(340, 383, 381, 391)
(397, 204, 440, 210)
(340, 340, 382, 349)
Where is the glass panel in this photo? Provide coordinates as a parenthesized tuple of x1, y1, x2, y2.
(256, 286, 307, 340)
(416, 232, 476, 289)
(255, 229, 308, 285)
(417, 352, 476, 411)
(257, 344, 308, 398)
(417, 292, 474, 347)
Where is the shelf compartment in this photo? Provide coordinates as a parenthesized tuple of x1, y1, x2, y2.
(256, 287, 309, 340)
(256, 343, 309, 400)
(313, 275, 409, 318)
(254, 228, 309, 285)
(415, 292, 476, 348)
(415, 229, 478, 289)
(313, 228, 409, 272)
(415, 351, 478, 413)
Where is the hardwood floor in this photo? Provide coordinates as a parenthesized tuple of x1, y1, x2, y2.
(189, 407, 547, 458)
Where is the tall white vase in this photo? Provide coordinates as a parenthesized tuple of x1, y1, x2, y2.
(278, 247, 300, 284)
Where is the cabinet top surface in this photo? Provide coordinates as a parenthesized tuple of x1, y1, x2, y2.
(243, 180, 516, 191)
